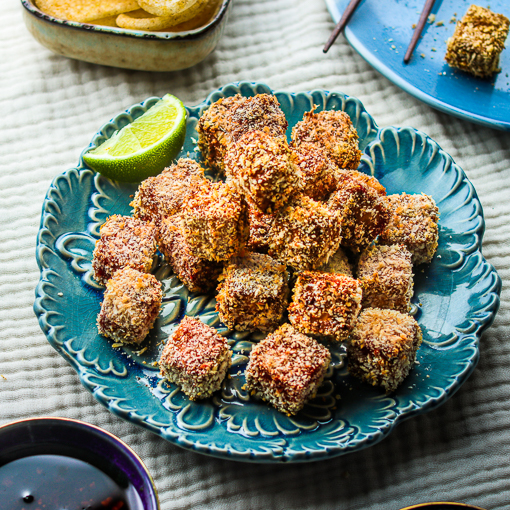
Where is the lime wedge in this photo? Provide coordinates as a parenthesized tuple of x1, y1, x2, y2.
(83, 94, 187, 182)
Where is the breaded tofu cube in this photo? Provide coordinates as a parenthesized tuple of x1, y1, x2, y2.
(224, 130, 301, 214)
(158, 215, 222, 294)
(245, 323, 331, 415)
(290, 142, 339, 201)
(327, 170, 390, 253)
(347, 308, 422, 393)
(379, 193, 439, 265)
(180, 180, 249, 262)
(196, 94, 244, 174)
(226, 93, 288, 145)
(92, 215, 157, 285)
(246, 205, 274, 254)
(97, 267, 162, 345)
(445, 5, 510, 78)
(130, 158, 206, 223)
(291, 109, 361, 170)
(268, 195, 342, 271)
(288, 271, 362, 342)
(159, 316, 232, 401)
(318, 246, 353, 277)
(357, 244, 414, 313)
(216, 252, 289, 332)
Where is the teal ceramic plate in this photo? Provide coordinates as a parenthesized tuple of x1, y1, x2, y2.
(34, 81, 501, 463)
(324, 0, 510, 131)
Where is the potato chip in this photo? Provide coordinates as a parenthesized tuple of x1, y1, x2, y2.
(116, 10, 173, 31)
(117, 0, 211, 30)
(159, 0, 221, 32)
(92, 15, 120, 27)
(137, 0, 206, 19)
(35, 0, 139, 23)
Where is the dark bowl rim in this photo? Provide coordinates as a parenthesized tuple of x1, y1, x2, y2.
(0, 416, 160, 509)
(20, 0, 231, 41)
(399, 503, 486, 510)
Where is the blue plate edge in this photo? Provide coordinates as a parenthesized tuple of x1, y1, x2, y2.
(32, 81, 503, 463)
(323, 0, 510, 132)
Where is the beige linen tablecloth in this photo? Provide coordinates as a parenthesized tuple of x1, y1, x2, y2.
(1, 1, 510, 509)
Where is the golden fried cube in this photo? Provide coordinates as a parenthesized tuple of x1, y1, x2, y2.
(327, 170, 390, 253)
(347, 308, 422, 393)
(288, 271, 362, 342)
(268, 195, 342, 271)
(245, 323, 331, 415)
(158, 215, 222, 294)
(180, 181, 249, 262)
(216, 252, 289, 333)
(224, 130, 301, 214)
(159, 316, 232, 401)
(97, 267, 162, 345)
(445, 5, 510, 78)
(290, 142, 338, 201)
(92, 215, 157, 285)
(358, 244, 414, 313)
(130, 158, 206, 223)
(379, 193, 439, 265)
(196, 95, 244, 174)
(291, 109, 361, 170)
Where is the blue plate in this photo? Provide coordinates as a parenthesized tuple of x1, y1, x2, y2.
(34, 82, 501, 463)
(324, 0, 510, 131)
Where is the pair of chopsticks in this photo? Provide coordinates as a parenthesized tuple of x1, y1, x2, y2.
(323, 0, 436, 64)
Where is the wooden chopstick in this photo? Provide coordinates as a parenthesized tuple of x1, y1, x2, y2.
(404, 0, 437, 63)
(323, 0, 363, 53)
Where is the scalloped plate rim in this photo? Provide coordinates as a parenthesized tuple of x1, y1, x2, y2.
(34, 81, 502, 463)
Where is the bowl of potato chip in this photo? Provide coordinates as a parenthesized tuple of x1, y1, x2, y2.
(21, 0, 231, 71)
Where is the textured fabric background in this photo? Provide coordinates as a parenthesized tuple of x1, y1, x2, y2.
(1, 1, 510, 509)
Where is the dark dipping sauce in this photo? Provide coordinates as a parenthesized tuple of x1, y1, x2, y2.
(0, 454, 143, 510)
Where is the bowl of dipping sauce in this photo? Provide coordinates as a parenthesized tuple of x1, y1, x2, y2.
(0, 417, 159, 510)
(400, 504, 486, 510)
(20, 0, 231, 71)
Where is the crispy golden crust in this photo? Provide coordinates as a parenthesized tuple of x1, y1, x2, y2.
(158, 214, 222, 294)
(196, 95, 243, 173)
(130, 158, 206, 223)
(245, 323, 331, 415)
(379, 193, 439, 265)
(159, 316, 232, 400)
(336, 169, 387, 197)
(318, 246, 353, 277)
(216, 252, 289, 333)
(357, 244, 414, 313)
(327, 170, 390, 253)
(347, 308, 422, 393)
(226, 93, 288, 144)
(268, 195, 342, 271)
(288, 271, 362, 342)
(92, 215, 157, 285)
(180, 180, 249, 262)
(291, 109, 361, 170)
(224, 130, 301, 214)
(196, 93, 288, 174)
(97, 267, 162, 345)
(290, 142, 338, 201)
(445, 5, 510, 78)
(246, 206, 275, 254)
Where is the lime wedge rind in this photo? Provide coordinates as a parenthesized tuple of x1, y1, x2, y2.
(82, 94, 186, 183)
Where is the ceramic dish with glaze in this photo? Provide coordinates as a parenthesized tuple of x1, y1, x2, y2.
(0, 417, 160, 509)
(34, 81, 501, 463)
(21, 0, 231, 71)
(324, 0, 510, 131)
